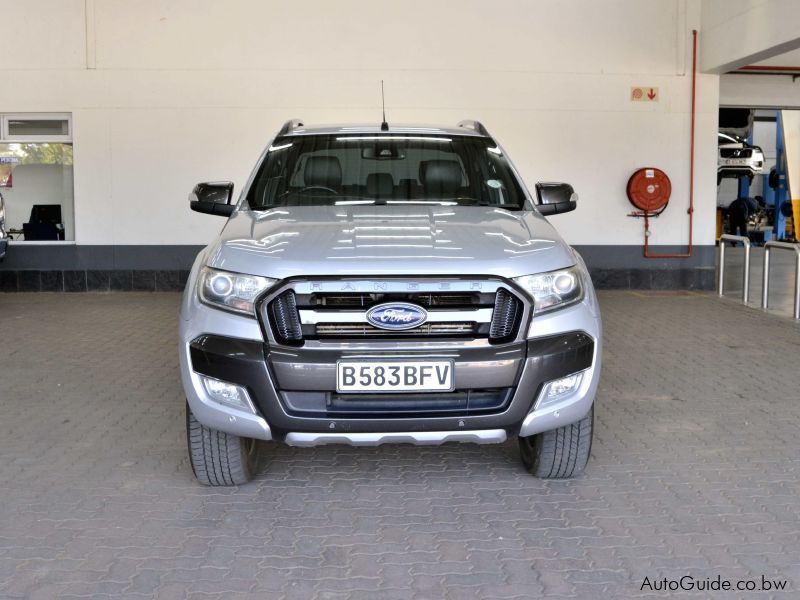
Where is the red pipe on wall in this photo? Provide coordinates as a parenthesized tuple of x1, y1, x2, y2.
(643, 29, 697, 259)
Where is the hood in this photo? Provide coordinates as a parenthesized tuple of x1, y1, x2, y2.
(207, 205, 575, 279)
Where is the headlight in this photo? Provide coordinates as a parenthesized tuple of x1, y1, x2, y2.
(198, 266, 275, 316)
(514, 266, 584, 314)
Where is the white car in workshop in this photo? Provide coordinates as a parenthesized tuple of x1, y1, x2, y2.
(717, 132, 764, 185)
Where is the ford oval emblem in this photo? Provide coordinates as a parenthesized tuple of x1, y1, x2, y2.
(366, 302, 428, 330)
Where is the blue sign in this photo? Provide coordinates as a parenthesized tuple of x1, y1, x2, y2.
(366, 303, 428, 330)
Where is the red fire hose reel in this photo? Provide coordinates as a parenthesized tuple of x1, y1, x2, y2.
(626, 167, 671, 215)
(626, 166, 693, 259)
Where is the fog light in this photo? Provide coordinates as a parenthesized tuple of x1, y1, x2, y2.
(546, 373, 582, 397)
(537, 371, 584, 409)
(200, 375, 254, 412)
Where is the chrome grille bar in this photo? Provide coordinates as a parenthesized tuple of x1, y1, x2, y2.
(291, 280, 505, 294)
(315, 322, 475, 336)
(298, 307, 493, 325)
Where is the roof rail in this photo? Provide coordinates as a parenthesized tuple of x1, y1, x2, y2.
(457, 120, 490, 137)
(278, 119, 304, 137)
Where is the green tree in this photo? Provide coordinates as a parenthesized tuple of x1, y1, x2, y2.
(17, 143, 73, 166)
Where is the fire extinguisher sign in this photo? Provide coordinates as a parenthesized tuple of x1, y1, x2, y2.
(631, 87, 659, 102)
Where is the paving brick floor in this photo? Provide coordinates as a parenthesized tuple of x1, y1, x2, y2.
(0, 291, 798, 599)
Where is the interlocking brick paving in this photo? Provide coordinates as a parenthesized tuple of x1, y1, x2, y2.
(0, 291, 798, 598)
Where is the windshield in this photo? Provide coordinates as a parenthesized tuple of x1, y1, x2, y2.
(246, 134, 527, 210)
(718, 133, 742, 145)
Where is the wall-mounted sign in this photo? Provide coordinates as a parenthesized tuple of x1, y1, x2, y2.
(631, 87, 659, 102)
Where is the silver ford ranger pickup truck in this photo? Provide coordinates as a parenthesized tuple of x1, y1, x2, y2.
(180, 120, 602, 485)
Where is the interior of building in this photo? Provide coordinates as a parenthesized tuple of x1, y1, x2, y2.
(1, 1, 799, 597)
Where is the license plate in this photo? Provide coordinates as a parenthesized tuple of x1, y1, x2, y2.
(336, 360, 454, 393)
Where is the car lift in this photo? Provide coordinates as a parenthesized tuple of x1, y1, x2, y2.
(735, 130, 753, 201)
(737, 111, 796, 242)
(771, 111, 789, 240)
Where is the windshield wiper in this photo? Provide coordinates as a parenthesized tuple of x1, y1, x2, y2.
(334, 199, 385, 206)
(253, 196, 501, 209)
(437, 197, 491, 206)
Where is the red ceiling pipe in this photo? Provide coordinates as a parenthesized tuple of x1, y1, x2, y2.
(736, 65, 800, 72)
(643, 29, 697, 259)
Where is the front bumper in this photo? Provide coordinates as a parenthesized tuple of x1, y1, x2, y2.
(180, 299, 602, 444)
(186, 329, 593, 436)
(717, 162, 763, 176)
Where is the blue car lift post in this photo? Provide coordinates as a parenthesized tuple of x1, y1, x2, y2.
(772, 111, 788, 240)
(736, 129, 752, 200)
(735, 131, 759, 243)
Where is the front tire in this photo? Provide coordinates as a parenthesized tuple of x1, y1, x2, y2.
(518, 406, 593, 478)
(186, 402, 258, 486)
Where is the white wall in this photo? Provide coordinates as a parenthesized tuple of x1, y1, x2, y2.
(782, 111, 800, 198)
(0, 0, 719, 248)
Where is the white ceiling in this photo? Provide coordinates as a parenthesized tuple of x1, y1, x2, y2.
(751, 47, 800, 67)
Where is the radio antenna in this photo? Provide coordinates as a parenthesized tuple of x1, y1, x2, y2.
(380, 80, 389, 131)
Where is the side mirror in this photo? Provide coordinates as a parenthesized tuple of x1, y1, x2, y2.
(535, 182, 577, 216)
(190, 181, 235, 216)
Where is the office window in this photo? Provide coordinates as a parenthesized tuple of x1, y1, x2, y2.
(0, 114, 74, 241)
(2, 114, 71, 142)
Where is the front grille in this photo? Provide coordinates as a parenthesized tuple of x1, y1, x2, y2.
(720, 147, 752, 158)
(263, 280, 526, 344)
(281, 387, 513, 418)
(315, 322, 475, 337)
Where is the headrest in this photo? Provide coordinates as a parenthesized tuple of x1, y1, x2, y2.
(304, 156, 342, 188)
(366, 173, 394, 197)
(419, 160, 462, 195)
